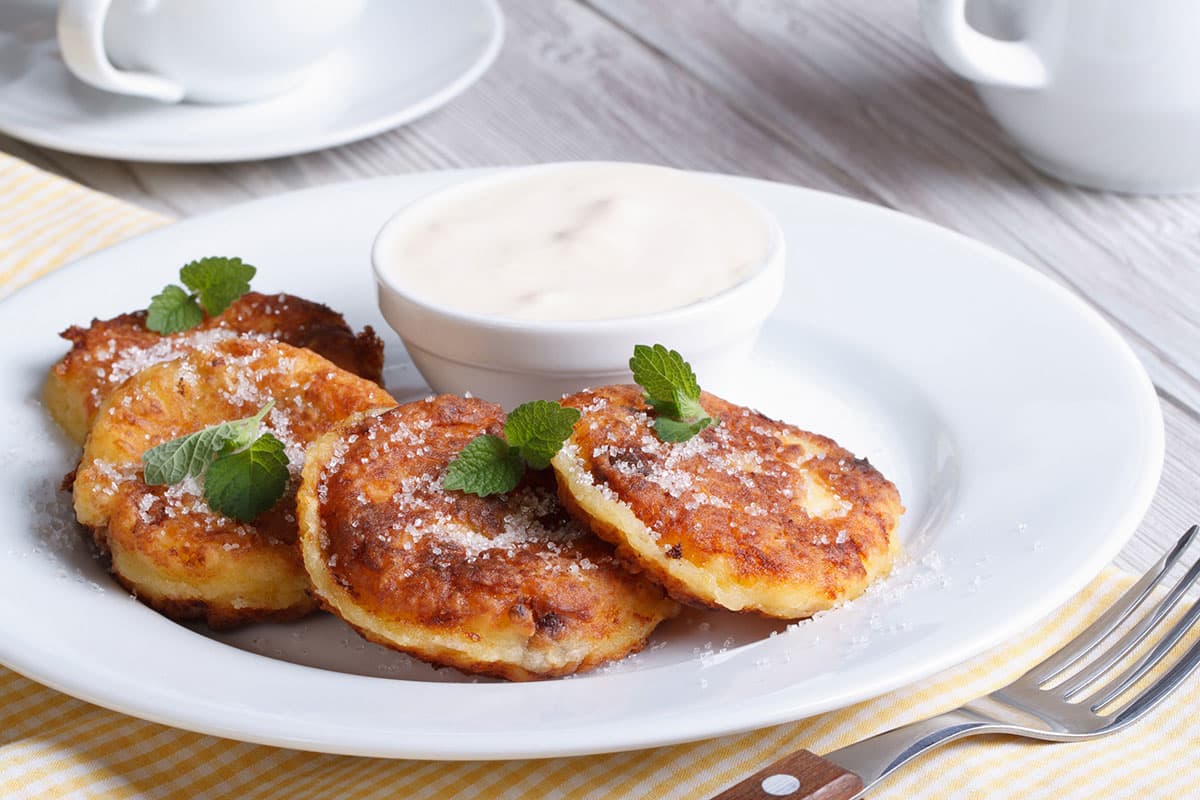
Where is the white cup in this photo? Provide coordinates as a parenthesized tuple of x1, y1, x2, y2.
(56, 0, 368, 104)
(920, 0, 1200, 194)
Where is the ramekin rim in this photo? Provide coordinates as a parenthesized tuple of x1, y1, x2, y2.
(370, 161, 786, 334)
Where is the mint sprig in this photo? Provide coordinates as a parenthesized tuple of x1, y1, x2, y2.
(630, 344, 716, 443)
(442, 434, 525, 496)
(146, 256, 256, 334)
(141, 401, 288, 521)
(145, 285, 204, 335)
(503, 399, 583, 469)
(202, 433, 290, 523)
(442, 400, 581, 497)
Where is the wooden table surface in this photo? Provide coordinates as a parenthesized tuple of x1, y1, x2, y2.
(3, 0, 1196, 576)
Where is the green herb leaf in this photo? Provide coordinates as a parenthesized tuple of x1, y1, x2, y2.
(203, 432, 290, 521)
(631, 344, 715, 443)
(503, 400, 582, 470)
(142, 401, 275, 485)
(143, 425, 230, 485)
(654, 415, 715, 443)
(674, 391, 709, 424)
(144, 257, 256, 334)
(180, 256, 256, 316)
(644, 396, 679, 418)
(442, 434, 526, 496)
(644, 389, 709, 423)
(630, 344, 701, 406)
(220, 400, 275, 453)
(145, 284, 204, 335)
(442, 401, 580, 497)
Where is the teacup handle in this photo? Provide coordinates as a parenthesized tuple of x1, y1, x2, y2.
(919, 0, 1049, 89)
(57, 0, 186, 103)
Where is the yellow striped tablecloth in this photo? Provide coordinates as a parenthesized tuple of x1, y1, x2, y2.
(2, 151, 1198, 799)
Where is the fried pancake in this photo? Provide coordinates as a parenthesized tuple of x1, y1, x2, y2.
(297, 396, 680, 681)
(552, 385, 903, 619)
(72, 338, 395, 629)
(45, 292, 385, 444)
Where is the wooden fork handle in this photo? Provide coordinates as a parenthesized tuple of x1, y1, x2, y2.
(711, 749, 864, 800)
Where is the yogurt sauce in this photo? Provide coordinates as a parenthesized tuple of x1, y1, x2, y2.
(380, 163, 776, 322)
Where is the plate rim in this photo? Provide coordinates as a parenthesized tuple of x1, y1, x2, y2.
(0, 169, 1165, 759)
(0, 0, 505, 163)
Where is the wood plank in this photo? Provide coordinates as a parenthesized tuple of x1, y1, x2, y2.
(587, 0, 1200, 416)
(1125, 394, 1200, 580)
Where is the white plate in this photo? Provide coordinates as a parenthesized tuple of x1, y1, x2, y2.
(0, 170, 1162, 759)
(0, 0, 503, 163)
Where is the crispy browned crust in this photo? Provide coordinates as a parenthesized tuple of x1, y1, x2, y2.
(552, 385, 903, 619)
(106, 566, 315, 630)
(297, 396, 679, 681)
(44, 292, 385, 444)
(72, 338, 396, 629)
(211, 292, 384, 385)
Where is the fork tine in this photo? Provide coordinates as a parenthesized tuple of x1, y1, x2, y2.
(1055, 549, 1200, 699)
(1084, 595, 1200, 712)
(1113, 628, 1200, 726)
(1022, 525, 1199, 686)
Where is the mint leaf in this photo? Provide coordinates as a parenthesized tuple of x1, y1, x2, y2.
(442, 434, 525, 497)
(630, 344, 701, 405)
(644, 396, 680, 418)
(442, 401, 579, 496)
(645, 390, 707, 422)
(144, 256, 256, 334)
(631, 344, 714, 443)
(654, 415, 714, 443)
(674, 391, 709, 424)
(142, 401, 274, 485)
(503, 400, 581, 469)
(203, 432, 289, 521)
(141, 402, 286, 522)
(180, 256, 255, 316)
(146, 284, 204, 334)
(143, 425, 230, 484)
(221, 400, 275, 452)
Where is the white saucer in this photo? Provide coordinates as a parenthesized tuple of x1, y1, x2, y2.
(0, 0, 503, 163)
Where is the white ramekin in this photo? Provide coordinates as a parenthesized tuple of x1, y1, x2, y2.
(372, 164, 786, 408)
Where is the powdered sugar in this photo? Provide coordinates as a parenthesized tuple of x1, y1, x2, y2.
(89, 459, 135, 497)
(264, 407, 306, 476)
(399, 480, 590, 564)
(162, 475, 211, 518)
(107, 328, 242, 388)
(320, 413, 595, 568)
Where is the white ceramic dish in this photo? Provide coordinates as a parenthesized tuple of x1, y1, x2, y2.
(0, 170, 1162, 759)
(0, 0, 503, 162)
(372, 163, 786, 408)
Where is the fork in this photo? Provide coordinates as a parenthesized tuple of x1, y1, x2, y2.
(711, 525, 1200, 800)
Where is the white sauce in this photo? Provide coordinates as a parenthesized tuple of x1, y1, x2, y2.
(380, 163, 774, 322)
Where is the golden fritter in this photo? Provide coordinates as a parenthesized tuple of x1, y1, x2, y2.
(72, 338, 395, 629)
(45, 292, 385, 444)
(297, 395, 680, 681)
(552, 385, 903, 619)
